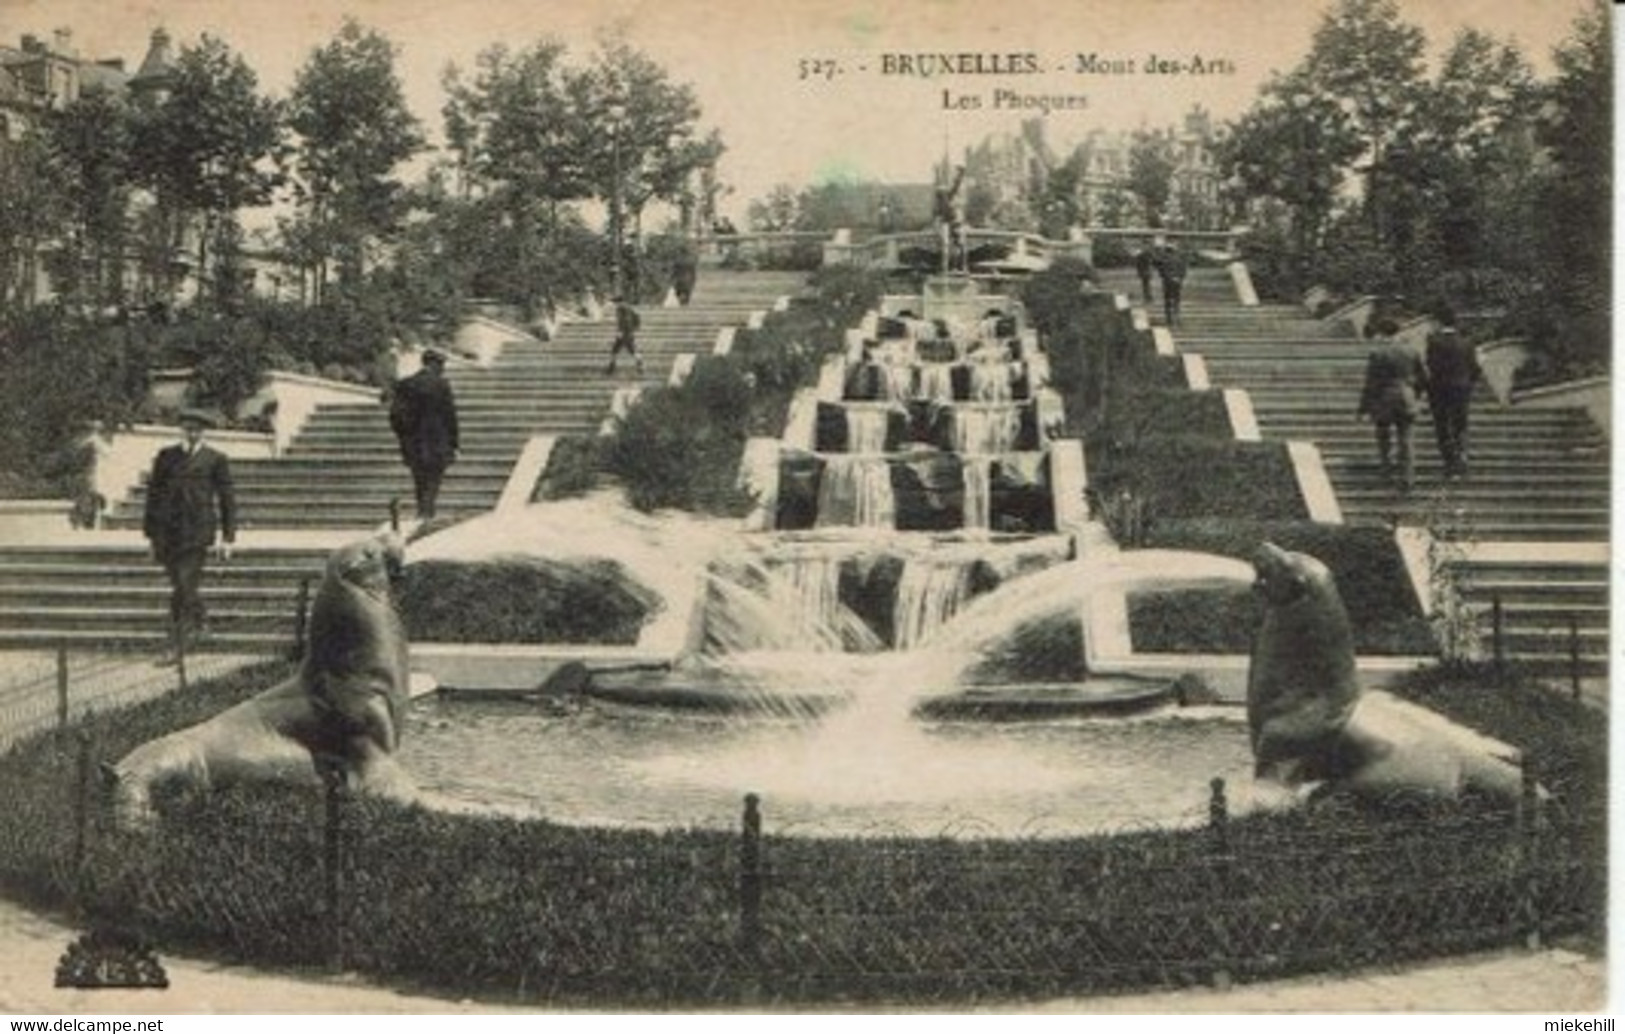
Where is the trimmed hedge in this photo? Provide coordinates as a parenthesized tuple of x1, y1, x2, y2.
(397, 558, 658, 645)
(1127, 519, 1435, 655)
(0, 653, 1602, 1006)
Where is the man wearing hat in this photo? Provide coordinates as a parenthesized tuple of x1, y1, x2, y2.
(389, 348, 460, 520)
(143, 408, 236, 657)
(605, 296, 643, 376)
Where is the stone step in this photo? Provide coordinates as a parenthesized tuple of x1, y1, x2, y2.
(0, 605, 295, 632)
(1449, 560, 1609, 583)
(0, 548, 326, 569)
(0, 628, 292, 653)
(0, 566, 320, 590)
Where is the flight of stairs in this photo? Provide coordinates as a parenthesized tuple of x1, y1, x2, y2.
(1098, 264, 1609, 678)
(3, 271, 808, 652)
(0, 542, 330, 653)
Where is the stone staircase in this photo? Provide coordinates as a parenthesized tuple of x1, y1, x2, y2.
(4, 270, 807, 652)
(1098, 265, 1610, 679)
(0, 540, 332, 653)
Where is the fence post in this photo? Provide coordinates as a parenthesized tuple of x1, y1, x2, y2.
(322, 765, 347, 971)
(1207, 777, 1233, 990)
(1518, 758, 1542, 951)
(73, 729, 92, 882)
(56, 648, 69, 730)
(389, 498, 402, 533)
(1490, 592, 1504, 671)
(1568, 615, 1582, 704)
(292, 576, 313, 659)
(739, 793, 762, 960)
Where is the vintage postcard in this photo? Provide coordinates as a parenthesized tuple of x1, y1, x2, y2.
(0, 0, 1609, 1019)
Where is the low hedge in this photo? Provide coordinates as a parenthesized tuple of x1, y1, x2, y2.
(532, 435, 601, 502)
(0, 654, 1602, 1006)
(397, 558, 658, 644)
(1126, 519, 1435, 655)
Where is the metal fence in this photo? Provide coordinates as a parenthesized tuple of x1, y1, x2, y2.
(45, 748, 1605, 1007)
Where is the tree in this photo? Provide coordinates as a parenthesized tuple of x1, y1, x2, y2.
(131, 34, 284, 306)
(287, 19, 423, 300)
(747, 184, 798, 232)
(1125, 131, 1175, 227)
(0, 133, 65, 311)
(581, 36, 724, 246)
(1216, 69, 1362, 287)
(1530, 0, 1611, 372)
(43, 84, 135, 309)
(1302, 0, 1426, 244)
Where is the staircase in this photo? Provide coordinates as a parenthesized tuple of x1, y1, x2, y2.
(4, 270, 808, 652)
(1098, 265, 1610, 680)
(0, 540, 332, 653)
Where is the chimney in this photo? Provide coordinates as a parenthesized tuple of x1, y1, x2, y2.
(19, 34, 42, 54)
(98, 58, 126, 72)
(52, 28, 73, 56)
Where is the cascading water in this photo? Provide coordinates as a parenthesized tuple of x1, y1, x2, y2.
(917, 363, 955, 403)
(892, 558, 975, 650)
(962, 457, 992, 533)
(815, 455, 896, 529)
(952, 405, 1021, 455)
(845, 405, 892, 454)
(969, 361, 1012, 404)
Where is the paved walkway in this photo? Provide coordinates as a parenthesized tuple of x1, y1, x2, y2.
(0, 895, 1604, 1014)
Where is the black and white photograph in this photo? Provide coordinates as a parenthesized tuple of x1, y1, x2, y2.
(0, 0, 1610, 1018)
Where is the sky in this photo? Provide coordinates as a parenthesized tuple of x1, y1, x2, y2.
(0, 0, 1598, 219)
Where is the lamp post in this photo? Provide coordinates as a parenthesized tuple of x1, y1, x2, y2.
(607, 101, 626, 299)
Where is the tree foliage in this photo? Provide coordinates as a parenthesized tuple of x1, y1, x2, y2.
(287, 19, 423, 297)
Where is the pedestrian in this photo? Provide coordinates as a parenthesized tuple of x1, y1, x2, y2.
(1154, 237, 1187, 328)
(1134, 244, 1156, 304)
(605, 296, 644, 376)
(1355, 318, 1428, 493)
(142, 408, 235, 660)
(389, 347, 460, 521)
(672, 247, 698, 307)
(1424, 307, 1483, 479)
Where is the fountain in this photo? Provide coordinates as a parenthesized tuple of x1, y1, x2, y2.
(397, 276, 1294, 838)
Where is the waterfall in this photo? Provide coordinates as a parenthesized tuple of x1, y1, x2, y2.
(815, 456, 896, 529)
(844, 406, 891, 454)
(970, 361, 1012, 404)
(962, 457, 992, 533)
(952, 406, 1021, 454)
(881, 364, 913, 404)
(781, 555, 844, 646)
(918, 364, 955, 403)
(893, 559, 974, 650)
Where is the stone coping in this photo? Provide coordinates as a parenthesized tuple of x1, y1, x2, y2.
(1222, 389, 1260, 442)
(494, 436, 556, 515)
(1228, 261, 1258, 307)
(1181, 353, 1209, 391)
(1286, 441, 1342, 524)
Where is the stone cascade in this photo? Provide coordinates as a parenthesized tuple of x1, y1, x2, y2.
(749, 276, 1072, 653)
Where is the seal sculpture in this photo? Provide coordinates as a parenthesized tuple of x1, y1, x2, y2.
(110, 533, 418, 827)
(1247, 541, 1526, 805)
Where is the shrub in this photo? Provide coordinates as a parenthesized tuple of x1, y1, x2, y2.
(397, 557, 659, 644)
(1129, 519, 1435, 655)
(533, 435, 601, 502)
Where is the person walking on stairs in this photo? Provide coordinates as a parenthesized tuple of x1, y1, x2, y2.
(605, 296, 644, 376)
(1355, 318, 1428, 494)
(1153, 238, 1187, 328)
(143, 408, 235, 660)
(1424, 307, 1483, 479)
(389, 348, 460, 521)
(1134, 244, 1156, 305)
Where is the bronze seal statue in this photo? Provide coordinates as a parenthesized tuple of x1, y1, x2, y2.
(1247, 542, 1526, 805)
(110, 534, 418, 827)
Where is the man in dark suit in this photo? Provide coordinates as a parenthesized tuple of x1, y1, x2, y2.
(1356, 319, 1429, 494)
(1424, 308, 1483, 479)
(1153, 237, 1187, 329)
(143, 409, 236, 657)
(389, 348, 460, 520)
